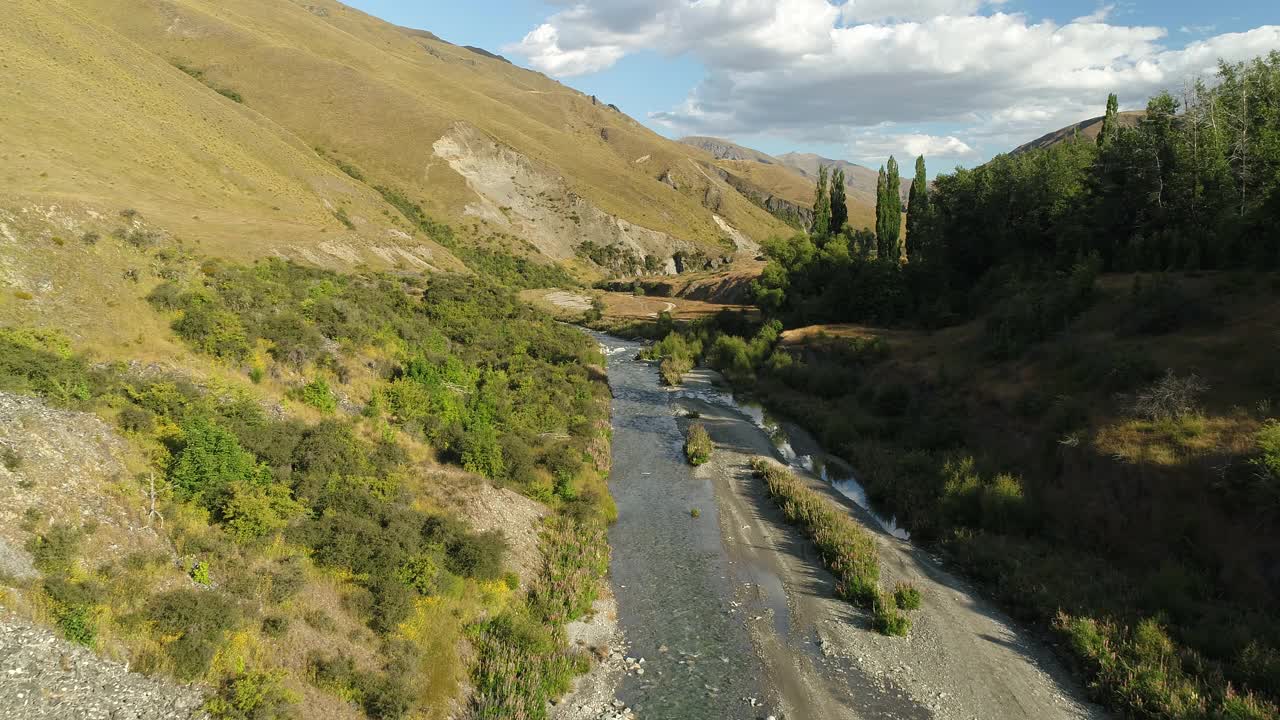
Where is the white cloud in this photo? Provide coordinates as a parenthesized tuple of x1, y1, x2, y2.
(1072, 4, 1115, 24)
(514, 24, 625, 77)
(841, 0, 998, 24)
(848, 131, 977, 164)
(507, 0, 1280, 159)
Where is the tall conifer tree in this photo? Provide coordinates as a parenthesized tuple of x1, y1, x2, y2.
(812, 165, 832, 238)
(876, 165, 890, 259)
(829, 168, 848, 236)
(1097, 93, 1120, 149)
(905, 155, 929, 260)
(877, 156, 902, 262)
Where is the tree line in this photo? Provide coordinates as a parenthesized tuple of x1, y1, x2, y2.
(754, 51, 1280, 327)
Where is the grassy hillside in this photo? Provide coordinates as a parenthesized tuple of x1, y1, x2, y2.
(0, 202, 616, 719)
(23, 0, 790, 273)
(1, 0, 461, 271)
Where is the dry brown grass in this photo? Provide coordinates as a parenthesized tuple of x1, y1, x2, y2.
(1095, 413, 1260, 466)
(6, 0, 791, 274)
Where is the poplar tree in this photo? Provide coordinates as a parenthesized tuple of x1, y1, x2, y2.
(1097, 93, 1120, 149)
(877, 156, 902, 262)
(875, 165, 889, 259)
(905, 155, 929, 260)
(829, 168, 848, 236)
(812, 165, 832, 239)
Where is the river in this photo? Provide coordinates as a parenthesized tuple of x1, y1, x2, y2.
(588, 330, 1106, 720)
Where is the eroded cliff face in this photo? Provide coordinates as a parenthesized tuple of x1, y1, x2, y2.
(433, 123, 705, 270)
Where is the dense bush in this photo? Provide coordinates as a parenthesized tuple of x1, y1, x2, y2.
(981, 259, 1099, 359)
(0, 328, 101, 405)
(894, 581, 922, 611)
(873, 590, 912, 637)
(146, 590, 241, 679)
(204, 669, 297, 720)
(684, 423, 712, 466)
(290, 377, 336, 413)
(168, 418, 274, 516)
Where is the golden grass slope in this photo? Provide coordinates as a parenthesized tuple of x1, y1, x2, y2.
(0, 0, 461, 271)
(54, 0, 791, 263)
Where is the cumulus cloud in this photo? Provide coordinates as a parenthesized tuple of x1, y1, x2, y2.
(507, 0, 1280, 159)
(847, 131, 977, 164)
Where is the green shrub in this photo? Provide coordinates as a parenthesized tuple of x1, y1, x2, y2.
(171, 303, 251, 361)
(893, 581, 922, 611)
(117, 405, 155, 433)
(689, 507, 701, 518)
(55, 602, 98, 647)
(1256, 420, 1280, 481)
(0, 328, 99, 405)
(168, 418, 273, 513)
(873, 383, 912, 416)
(1, 446, 20, 471)
(684, 423, 712, 466)
(291, 378, 336, 413)
(261, 615, 290, 637)
(873, 591, 912, 636)
(659, 355, 692, 385)
(146, 589, 241, 679)
(26, 523, 85, 575)
(1124, 274, 1200, 335)
(204, 669, 297, 720)
(190, 560, 212, 586)
(982, 259, 1099, 359)
(43, 577, 101, 647)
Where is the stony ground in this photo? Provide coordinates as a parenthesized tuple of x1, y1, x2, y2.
(551, 593, 638, 720)
(0, 611, 205, 720)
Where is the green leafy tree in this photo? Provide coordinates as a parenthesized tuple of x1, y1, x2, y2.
(169, 418, 273, 512)
(905, 155, 929, 261)
(829, 168, 848, 237)
(812, 165, 832, 239)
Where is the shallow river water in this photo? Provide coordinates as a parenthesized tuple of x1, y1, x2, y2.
(591, 329, 1104, 720)
(595, 332, 763, 718)
(594, 331, 908, 718)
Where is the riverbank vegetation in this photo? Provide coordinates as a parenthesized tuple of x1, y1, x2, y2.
(751, 459, 914, 636)
(1, 226, 612, 718)
(684, 423, 713, 466)
(639, 52, 1280, 720)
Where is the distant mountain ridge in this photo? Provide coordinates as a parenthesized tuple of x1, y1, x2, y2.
(1011, 110, 1145, 155)
(680, 137, 911, 230)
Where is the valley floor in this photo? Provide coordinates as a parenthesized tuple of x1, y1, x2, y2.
(675, 368, 1106, 720)
(572, 331, 1103, 719)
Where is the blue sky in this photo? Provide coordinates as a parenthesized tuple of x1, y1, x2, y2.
(347, 1, 1278, 172)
